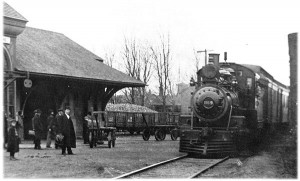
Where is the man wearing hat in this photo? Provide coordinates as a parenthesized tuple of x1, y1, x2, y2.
(46, 109, 56, 148)
(7, 118, 20, 160)
(54, 108, 64, 149)
(32, 109, 43, 149)
(57, 107, 76, 155)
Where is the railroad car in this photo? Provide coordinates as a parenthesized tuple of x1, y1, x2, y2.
(179, 53, 289, 156)
(97, 111, 181, 141)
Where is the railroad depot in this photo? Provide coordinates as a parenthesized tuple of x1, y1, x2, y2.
(3, 2, 145, 140)
(3, 2, 297, 179)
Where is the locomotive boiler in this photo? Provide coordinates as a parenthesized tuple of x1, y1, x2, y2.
(191, 67, 239, 124)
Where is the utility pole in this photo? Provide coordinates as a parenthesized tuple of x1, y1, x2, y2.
(197, 49, 213, 65)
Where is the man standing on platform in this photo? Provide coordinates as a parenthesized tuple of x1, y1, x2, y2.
(83, 112, 92, 144)
(55, 108, 64, 149)
(32, 109, 43, 149)
(46, 109, 56, 148)
(57, 107, 76, 155)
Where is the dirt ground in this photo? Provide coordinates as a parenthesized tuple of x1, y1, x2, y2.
(3, 135, 184, 178)
(3, 131, 297, 178)
(202, 130, 297, 178)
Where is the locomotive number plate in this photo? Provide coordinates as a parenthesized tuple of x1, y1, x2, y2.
(203, 97, 214, 109)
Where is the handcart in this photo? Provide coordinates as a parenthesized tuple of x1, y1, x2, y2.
(88, 111, 116, 148)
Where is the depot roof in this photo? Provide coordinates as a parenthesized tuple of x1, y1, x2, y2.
(3, 2, 28, 22)
(15, 27, 145, 87)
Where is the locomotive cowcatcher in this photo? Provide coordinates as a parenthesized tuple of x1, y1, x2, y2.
(179, 53, 289, 156)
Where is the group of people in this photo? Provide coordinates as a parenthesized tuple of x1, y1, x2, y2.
(7, 107, 77, 161)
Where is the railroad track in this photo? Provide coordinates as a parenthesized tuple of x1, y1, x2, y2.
(114, 155, 229, 178)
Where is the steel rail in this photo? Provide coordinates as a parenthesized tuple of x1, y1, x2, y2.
(189, 156, 229, 178)
(114, 154, 188, 179)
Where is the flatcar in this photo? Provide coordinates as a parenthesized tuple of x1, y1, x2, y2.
(179, 53, 289, 156)
(96, 111, 181, 141)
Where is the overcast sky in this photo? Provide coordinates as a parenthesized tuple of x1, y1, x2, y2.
(4, 0, 299, 91)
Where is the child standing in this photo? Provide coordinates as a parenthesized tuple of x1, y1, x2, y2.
(7, 119, 20, 161)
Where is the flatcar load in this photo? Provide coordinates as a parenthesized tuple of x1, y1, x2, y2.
(105, 103, 158, 113)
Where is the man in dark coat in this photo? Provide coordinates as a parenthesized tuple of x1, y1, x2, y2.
(32, 109, 43, 149)
(7, 118, 20, 160)
(54, 108, 64, 149)
(57, 107, 76, 155)
(83, 112, 92, 144)
(46, 109, 56, 148)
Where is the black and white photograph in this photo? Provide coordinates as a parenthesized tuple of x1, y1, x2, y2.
(2, 0, 298, 178)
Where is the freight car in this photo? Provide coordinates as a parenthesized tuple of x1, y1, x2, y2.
(179, 53, 289, 156)
(95, 111, 181, 141)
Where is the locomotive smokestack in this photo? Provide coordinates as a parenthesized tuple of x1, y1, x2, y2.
(208, 53, 220, 67)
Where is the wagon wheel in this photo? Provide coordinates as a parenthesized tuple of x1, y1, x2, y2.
(155, 129, 166, 141)
(170, 129, 179, 141)
(142, 129, 151, 141)
(89, 131, 94, 148)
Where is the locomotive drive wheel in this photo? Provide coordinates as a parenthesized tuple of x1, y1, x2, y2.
(142, 129, 151, 141)
(170, 129, 179, 141)
(155, 129, 166, 141)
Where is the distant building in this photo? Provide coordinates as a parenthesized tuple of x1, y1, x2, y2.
(3, 2, 145, 140)
(174, 83, 195, 114)
(149, 94, 180, 113)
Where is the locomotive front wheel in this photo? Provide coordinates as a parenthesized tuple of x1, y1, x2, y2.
(170, 129, 178, 141)
(89, 131, 94, 148)
(155, 129, 166, 141)
(142, 129, 151, 141)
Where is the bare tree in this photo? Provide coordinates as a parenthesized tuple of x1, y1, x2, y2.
(122, 37, 140, 104)
(150, 33, 172, 112)
(140, 44, 153, 106)
(104, 50, 115, 68)
(121, 37, 153, 105)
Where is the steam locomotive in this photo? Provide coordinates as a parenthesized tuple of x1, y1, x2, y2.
(179, 53, 289, 156)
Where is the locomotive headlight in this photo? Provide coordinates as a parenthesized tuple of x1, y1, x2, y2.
(202, 64, 218, 79)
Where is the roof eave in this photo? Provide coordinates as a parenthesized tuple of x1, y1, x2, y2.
(14, 70, 146, 88)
